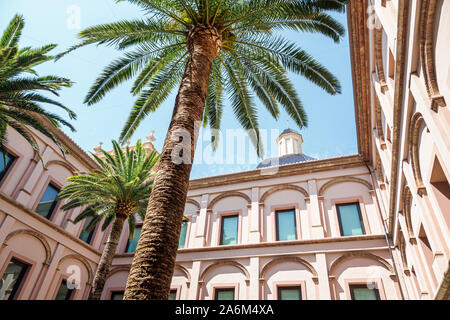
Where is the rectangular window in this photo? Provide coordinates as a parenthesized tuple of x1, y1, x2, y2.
(125, 225, 142, 253)
(168, 289, 177, 300)
(110, 291, 124, 300)
(178, 221, 188, 249)
(276, 209, 297, 241)
(54, 280, 74, 300)
(0, 258, 29, 300)
(286, 138, 293, 154)
(336, 203, 365, 236)
(214, 288, 235, 300)
(349, 284, 380, 300)
(277, 286, 302, 300)
(35, 184, 60, 219)
(79, 216, 95, 244)
(0, 151, 15, 182)
(220, 215, 238, 245)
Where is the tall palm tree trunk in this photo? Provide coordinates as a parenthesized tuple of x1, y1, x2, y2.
(124, 25, 222, 300)
(89, 214, 127, 300)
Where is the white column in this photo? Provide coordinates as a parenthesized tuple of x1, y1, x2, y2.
(249, 187, 261, 243)
(34, 244, 65, 300)
(307, 180, 325, 239)
(315, 253, 331, 300)
(189, 260, 201, 300)
(194, 194, 209, 247)
(249, 257, 260, 299)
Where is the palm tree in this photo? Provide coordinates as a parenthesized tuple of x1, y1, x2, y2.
(57, 140, 159, 300)
(57, 0, 348, 299)
(0, 14, 75, 162)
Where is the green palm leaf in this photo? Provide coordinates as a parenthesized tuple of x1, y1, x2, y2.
(59, 0, 347, 155)
(0, 14, 75, 163)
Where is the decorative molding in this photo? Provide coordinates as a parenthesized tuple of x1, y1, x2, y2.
(407, 113, 428, 196)
(207, 191, 251, 210)
(57, 253, 94, 283)
(259, 184, 309, 202)
(419, 0, 446, 111)
(174, 264, 191, 287)
(44, 160, 77, 175)
(186, 198, 201, 211)
(199, 260, 250, 283)
(328, 251, 394, 276)
(177, 235, 385, 254)
(3, 229, 52, 265)
(374, 27, 389, 93)
(106, 266, 131, 280)
(260, 256, 318, 279)
(34, 114, 100, 170)
(318, 177, 372, 196)
(401, 185, 415, 240)
(374, 95, 386, 142)
(189, 154, 365, 190)
(347, 1, 372, 163)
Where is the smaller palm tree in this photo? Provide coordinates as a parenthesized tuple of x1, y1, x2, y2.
(0, 14, 75, 162)
(57, 140, 159, 300)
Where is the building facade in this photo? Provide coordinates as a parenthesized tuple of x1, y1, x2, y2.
(0, 0, 448, 300)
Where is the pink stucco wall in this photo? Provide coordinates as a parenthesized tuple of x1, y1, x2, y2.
(0, 0, 448, 301)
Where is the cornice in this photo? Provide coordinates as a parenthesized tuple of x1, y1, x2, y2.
(35, 114, 101, 170)
(388, 0, 410, 235)
(347, 0, 372, 165)
(188, 154, 366, 190)
(113, 234, 386, 257)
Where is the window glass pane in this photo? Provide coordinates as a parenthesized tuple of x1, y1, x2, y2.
(178, 221, 188, 248)
(337, 203, 364, 236)
(126, 226, 142, 253)
(0, 151, 14, 180)
(55, 280, 74, 300)
(79, 216, 95, 244)
(36, 184, 60, 219)
(278, 287, 301, 300)
(276, 210, 296, 241)
(350, 286, 379, 300)
(0, 259, 29, 300)
(220, 215, 238, 245)
(215, 289, 234, 300)
(111, 291, 124, 300)
(286, 138, 293, 154)
(168, 290, 177, 300)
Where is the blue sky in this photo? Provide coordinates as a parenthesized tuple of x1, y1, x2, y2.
(0, 0, 358, 179)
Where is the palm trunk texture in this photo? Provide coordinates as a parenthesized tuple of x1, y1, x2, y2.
(124, 25, 222, 300)
(88, 214, 126, 300)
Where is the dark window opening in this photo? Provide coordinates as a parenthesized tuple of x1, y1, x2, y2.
(349, 284, 380, 300)
(55, 279, 75, 300)
(214, 288, 235, 300)
(110, 291, 124, 300)
(36, 183, 60, 219)
(220, 215, 238, 245)
(336, 203, 365, 236)
(0, 151, 15, 182)
(169, 289, 177, 300)
(276, 209, 297, 241)
(0, 258, 30, 300)
(277, 286, 302, 300)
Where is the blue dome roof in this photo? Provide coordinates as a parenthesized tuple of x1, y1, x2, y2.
(257, 153, 316, 169)
(279, 128, 300, 136)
